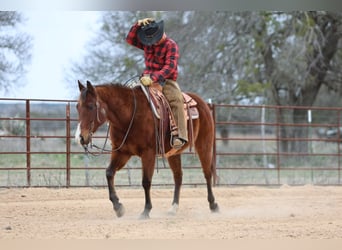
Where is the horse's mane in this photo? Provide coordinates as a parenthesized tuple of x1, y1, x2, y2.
(94, 82, 135, 100)
(95, 82, 130, 90)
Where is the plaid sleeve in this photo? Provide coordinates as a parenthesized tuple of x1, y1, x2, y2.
(126, 23, 144, 50)
(151, 40, 179, 82)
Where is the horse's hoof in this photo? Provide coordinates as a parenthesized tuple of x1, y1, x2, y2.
(168, 204, 179, 216)
(139, 211, 150, 220)
(210, 203, 219, 213)
(114, 203, 125, 218)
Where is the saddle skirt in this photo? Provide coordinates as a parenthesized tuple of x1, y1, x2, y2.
(139, 83, 198, 157)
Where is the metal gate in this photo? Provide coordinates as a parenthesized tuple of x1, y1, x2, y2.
(1, 98, 341, 187)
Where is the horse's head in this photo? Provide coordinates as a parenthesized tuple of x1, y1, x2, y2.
(75, 80, 106, 148)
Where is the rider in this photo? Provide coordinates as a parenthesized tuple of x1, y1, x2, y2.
(126, 17, 188, 149)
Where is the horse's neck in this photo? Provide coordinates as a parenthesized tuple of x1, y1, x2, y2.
(96, 85, 135, 127)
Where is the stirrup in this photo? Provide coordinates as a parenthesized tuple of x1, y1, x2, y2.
(172, 137, 186, 149)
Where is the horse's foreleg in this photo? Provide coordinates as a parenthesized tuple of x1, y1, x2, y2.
(141, 175, 152, 219)
(167, 154, 183, 215)
(140, 154, 156, 219)
(106, 154, 130, 218)
(106, 167, 125, 217)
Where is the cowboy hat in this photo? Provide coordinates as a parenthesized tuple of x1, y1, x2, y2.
(137, 20, 164, 46)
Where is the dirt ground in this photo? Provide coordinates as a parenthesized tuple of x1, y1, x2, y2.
(1, 185, 342, 239)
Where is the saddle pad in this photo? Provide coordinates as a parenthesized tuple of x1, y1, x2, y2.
(139, 83, 199, 120)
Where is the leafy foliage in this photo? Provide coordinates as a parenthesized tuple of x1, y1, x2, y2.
(0, 12, 32, 94)
(68, 11, 342, 108)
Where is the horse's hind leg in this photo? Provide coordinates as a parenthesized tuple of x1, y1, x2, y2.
(196, 144, 219, 213)
(167, 154, 183, 215)
(203, 161, 219, 212)
(106, 153, 130, 218)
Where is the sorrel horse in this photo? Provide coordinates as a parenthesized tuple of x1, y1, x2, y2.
(75, 80, 219, 219)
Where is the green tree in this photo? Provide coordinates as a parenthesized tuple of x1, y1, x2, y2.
(252, 12, 342, 152)
(68, 11, 163, 84)
(0, 11, 32, 94)
(68, 11, 342, 154)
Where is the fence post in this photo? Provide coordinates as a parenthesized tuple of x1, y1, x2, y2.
(275, 106, 280, 185)
(66, 103, 71, 187)
(26, 100, 31, 187)
(261, 106, 270, 185)
(338, 110, 341, 184)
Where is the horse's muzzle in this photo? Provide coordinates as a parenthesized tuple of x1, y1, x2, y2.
(79, 133, 92, 146)
(75, 123, 91, 146)
(79, 135, 86, 145)
(79, 135, 90, 152)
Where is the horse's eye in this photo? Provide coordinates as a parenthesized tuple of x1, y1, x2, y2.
(88, 103, 95, 110)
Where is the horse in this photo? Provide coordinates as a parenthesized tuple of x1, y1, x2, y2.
(75, 80, 219, 219)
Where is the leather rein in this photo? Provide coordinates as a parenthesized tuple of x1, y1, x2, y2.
(83, 86, 137, 156)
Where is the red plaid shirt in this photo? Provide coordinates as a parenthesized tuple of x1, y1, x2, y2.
(126, 23, 179, 83)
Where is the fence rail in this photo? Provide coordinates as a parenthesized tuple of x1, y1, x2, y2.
(1, 98, 342, 187)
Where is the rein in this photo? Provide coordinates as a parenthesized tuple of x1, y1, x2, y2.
(84, 86, 137, 156)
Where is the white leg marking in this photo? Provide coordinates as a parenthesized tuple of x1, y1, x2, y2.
(168, 204, 179, 216)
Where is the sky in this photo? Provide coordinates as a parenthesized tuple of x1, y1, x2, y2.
(11, 11, 101, 100)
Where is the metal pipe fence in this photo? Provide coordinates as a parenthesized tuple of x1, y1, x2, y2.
(212, 103, 342, 186)
(1, 98, 341, 187)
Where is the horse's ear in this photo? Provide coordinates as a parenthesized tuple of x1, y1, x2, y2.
(86, 80, 92, 88)
(78, 80, 85, 92)
(86, 80, 96, 95)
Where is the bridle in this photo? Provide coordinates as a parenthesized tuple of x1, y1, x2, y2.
(81, 100, 104, 151)
(82, 86, 137, 156)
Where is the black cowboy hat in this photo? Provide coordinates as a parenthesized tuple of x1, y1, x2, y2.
(137, 20, 164, 46)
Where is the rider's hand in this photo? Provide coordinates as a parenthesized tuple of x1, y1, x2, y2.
(140, 76, 153, 86)
(137, 18, 154, 26)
